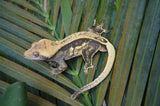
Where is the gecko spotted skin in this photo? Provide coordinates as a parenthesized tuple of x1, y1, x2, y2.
(24, 25, 115, 99)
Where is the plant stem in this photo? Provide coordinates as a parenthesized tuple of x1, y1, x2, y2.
(74, 72, 92, 105)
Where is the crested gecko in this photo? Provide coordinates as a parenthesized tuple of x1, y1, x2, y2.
(24, 25, 115, 99)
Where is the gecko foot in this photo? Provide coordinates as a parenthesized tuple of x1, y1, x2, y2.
(48, 71, 59, 78)
(48, 67, 60, 78)
(92, 66, 97, 70)
(83, 71, 88, 77)
(84, 65, 97, 76)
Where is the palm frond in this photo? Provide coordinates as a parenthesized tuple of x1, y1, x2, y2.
(0, 0, 160, 105)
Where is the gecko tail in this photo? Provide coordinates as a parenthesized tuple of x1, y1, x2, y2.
(71, 41, 115, 100)
(71, 90, 81, 100)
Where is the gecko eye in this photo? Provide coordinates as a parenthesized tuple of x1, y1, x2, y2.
(33, 52, 39, 57)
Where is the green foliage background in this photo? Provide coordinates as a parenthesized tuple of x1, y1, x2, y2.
(0, 0, 160, 106)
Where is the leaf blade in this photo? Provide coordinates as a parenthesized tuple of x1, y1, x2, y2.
(0, 37, 78, 91)
(0, 8, 53, 40)
(61, 0, 72, 35)
(0, 56, 83, 106)
(0, 18, 41, 42)
(0, 82, 28, 106)
(108, 0, 147, 105)
(125, 0, 160, 104)
(144, 33, 160, 106)
(0, 0, 48, 27)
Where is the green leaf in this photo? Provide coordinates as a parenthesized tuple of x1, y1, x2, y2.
(0, 80, 56, 106)
(11, 0, 43, 16)
(144, 33, 160, 106)
(116, 0, 122, 11)
(1, 0, 158, 105)
(0, 57, 83, 106)
(56, 0, 73, 39)
(95, 0, 117, 105)
(77, 0, 100, 85)
(108, 0, 147, 105)
(78, 0, 100, 84)
(0, 8, 53, 40)
(95, 0, 129, 105)
(0, 18, 41, 42)
(51, 0, 61, 27)
(125, 0, 160, 105)
(0, 0, 48, 27)
(0, 82, 28, 106)
(110, 0, 129, 49)
(61, 0, 72, 35)
(69, 0, 85, 34)
(96, 0, 110, 24)
(0, 29, 30, 49)
(81, 0, 100, 30)
(95, 54, 110, 105)
(0, 37, 78, 91)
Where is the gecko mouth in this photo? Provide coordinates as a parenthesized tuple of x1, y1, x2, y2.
(24, 56, 46, 60)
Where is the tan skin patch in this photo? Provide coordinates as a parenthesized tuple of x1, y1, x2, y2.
(69, 47, 74, 56)
(74, 42, 87, 55)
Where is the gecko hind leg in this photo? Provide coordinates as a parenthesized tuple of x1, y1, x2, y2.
(82, 45, 99, 75)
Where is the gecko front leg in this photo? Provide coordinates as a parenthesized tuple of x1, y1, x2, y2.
(48, 60, 67, 77)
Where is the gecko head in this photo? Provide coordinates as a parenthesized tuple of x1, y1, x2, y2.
(24, 39, 56, 60)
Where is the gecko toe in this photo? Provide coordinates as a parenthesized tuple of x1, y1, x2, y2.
(93, 66, 97, 70)
(48, 71, 53, 77)
(83, 72, 88, 77)
(48, 69, 59, 78)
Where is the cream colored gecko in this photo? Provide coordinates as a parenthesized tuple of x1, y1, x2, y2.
(24, 25, 115, 99)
